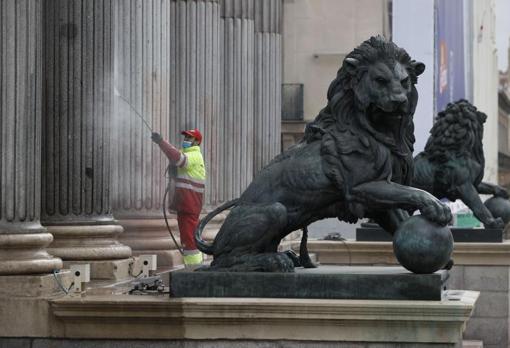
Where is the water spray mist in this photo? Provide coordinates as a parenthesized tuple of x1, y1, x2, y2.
(114, 87, 154, 132)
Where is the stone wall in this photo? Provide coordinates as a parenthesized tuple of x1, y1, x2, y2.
(282, 0, 387, 122)
(449, 265, 510, 348)
(304, 240, 510, 348)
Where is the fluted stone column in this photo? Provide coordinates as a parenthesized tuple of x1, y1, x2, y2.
(253, 0, 282, 174)
(169, 0, 221, 206)
(219, 0, 255, 202)
(0, 0, 63, 275)
(112, 0, 181, 266)
(41, 0, 131, 267)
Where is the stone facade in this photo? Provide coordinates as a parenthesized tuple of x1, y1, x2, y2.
(0, 0, 62, 275)
(282, 0, 388, 123)
(112, 0, 184, 266)
(220, 0, 255, 201)
(219, 0, 283, 198)
(41, 0, 132, 268)
(0, 2, 483, 347)
(498, 53, 510, 190)
(253, 0, 282, 175)
(168, 0, 222, 206)
(0, 0, 284, 277)
(449, 265, 510, 348)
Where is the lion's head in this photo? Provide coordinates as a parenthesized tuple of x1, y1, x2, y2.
(423, 99, 486, 165)
(304, 36, 425, 157)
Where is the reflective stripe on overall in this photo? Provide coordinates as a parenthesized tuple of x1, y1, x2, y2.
(176, 146, 206, 193)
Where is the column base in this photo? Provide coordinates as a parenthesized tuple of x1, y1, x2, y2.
(118, 218, 182, 267)
(0, 232, 63, 275)
(46, 223, 132, 261)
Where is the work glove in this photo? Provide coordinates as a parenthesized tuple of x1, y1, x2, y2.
(151, 132, 163, 144)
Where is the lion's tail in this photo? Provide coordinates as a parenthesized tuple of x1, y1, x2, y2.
(195, 198, 239, 255)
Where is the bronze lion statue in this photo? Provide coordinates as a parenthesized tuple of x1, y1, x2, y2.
(195, 36, 451, 272)
(413, 99, 508, 228)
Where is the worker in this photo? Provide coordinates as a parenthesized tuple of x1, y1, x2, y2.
(151, 129, 206, 268)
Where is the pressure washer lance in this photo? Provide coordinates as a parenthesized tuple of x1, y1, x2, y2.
(114, 88, 184, 256)
(114, 88, 153, 132)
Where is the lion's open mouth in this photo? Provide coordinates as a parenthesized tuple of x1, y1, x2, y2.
(369, 105, 406, 123)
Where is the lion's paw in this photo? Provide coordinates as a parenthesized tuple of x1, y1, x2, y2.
(420, 199, 452, 227)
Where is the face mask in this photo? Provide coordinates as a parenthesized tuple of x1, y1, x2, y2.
(182, 141, 193, 149)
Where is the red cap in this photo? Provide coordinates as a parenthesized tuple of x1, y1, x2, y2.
(181, 128, 202, 145)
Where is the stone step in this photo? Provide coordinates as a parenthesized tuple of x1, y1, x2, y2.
(462, 340, 483, 348)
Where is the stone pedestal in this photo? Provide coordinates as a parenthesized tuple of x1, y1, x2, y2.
(41, 0, 132, 276)
(0, 0, 62, 275)
(171, 266, 448, 300)
(303, 240, 510, 348)
(48, 290, 478, 347)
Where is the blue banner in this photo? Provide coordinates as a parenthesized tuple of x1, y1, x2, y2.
(435, 0, 466, 112)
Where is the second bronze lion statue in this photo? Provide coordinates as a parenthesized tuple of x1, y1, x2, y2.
(413, 99, 508, 228)
(195, 36, 451, 272)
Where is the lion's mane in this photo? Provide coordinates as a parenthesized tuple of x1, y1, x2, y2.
(302, 36, 422, 190)
(422, 99, 486, 167)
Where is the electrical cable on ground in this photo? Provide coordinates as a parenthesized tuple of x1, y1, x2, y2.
(340, 238, 352, 265)
(53, 270, 68, 294)
(52, 270, 74, 294)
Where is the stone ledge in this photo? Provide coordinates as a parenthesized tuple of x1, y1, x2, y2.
(50, 290, 478, 343)
(462, 341, 483, 348)
(0, 338, 479, 347)
(0, 272, 72, 298)
(300, 240, 510, 266)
